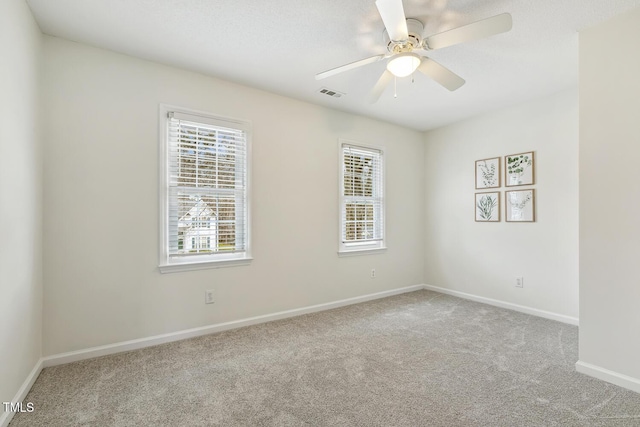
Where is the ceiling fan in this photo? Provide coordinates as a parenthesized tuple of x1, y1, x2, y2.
(315, 0, 512, 103)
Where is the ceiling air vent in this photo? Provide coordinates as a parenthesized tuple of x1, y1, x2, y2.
(318, 87, 345, 98)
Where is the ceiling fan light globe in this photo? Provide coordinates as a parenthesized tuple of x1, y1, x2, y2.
(387, 53, 421, 77)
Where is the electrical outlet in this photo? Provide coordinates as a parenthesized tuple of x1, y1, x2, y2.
(205, 289, 215, 304)
(515, 277, 524, 288)
(371, 269, 376, 279)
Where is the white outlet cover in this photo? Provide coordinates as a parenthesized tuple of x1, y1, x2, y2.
(205, 290, 215, 304)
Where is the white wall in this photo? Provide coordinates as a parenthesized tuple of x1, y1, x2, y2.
(578, 6, 640, 388)
(0, 0, 43, 407)
(41, 37, 425, 356)
(423, 90, 579, 321)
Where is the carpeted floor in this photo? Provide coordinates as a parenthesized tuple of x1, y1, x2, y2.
(9, 289, 640, 426)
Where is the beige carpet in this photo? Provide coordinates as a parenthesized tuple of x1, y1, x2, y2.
(10, 290, 640, 426)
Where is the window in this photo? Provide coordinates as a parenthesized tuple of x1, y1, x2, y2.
(159, 105, 251, 272)
(339, 141, 385, 254)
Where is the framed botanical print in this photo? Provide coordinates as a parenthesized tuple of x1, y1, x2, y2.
(505, 189, 535, 222)
(475, 192, 500, 222)
(475, 157, 500, 189)
(505, 152, 534, 186)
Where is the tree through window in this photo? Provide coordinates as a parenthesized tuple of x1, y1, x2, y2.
(339, 142, 385, 253)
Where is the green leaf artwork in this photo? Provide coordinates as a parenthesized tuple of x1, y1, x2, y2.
(477, 159, 498, 188)
(506, 190, 534, 222)
(476, 194, 497, 221)
(506, 152, 533, 185)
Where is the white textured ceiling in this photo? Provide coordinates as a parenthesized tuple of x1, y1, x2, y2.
(26, 0, 640, 131)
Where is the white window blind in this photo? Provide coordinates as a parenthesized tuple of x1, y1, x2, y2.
(340, 142, 385, 252)
(160, 107, 250, 271)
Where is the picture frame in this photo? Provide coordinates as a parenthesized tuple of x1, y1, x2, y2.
(475, 192, 500, 222)
(475, 157, 500, 189)
(505, 189, 535, 222)
(505, 151, 534, 187)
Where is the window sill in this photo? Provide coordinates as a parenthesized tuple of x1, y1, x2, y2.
(159, 257, 253, 274)
(338, 247, 387, 257)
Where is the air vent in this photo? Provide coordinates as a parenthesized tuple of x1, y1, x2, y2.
(318, 87, 345, 98)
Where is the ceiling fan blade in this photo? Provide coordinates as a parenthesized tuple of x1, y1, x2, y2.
(417, 58, 465, 91)
(424, 13, 512, 51)
(369, 70, 393, 104)
(315, 54, 387, 80)
(375, 0, 409, 42)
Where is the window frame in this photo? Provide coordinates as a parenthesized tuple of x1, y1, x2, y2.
(158, 104, 252, 273)
(338, 139, 386, 256)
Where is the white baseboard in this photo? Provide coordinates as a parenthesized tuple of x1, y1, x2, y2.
(423, 284, 579, 326)
(10, 282, 580, 422)
(576, 361, 640, 394)
(43, 284, 425, 368)
(43, 283, 579, 368)
(0, 358, 43, 427)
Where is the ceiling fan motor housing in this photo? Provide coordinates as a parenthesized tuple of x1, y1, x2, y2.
(383, 18, 424, 52)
